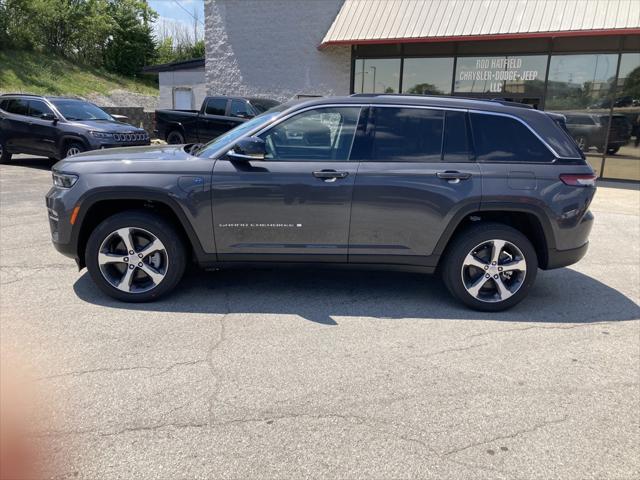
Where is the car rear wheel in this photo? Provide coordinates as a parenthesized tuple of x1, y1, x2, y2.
(86, 211, 186, 302)
(63, 142, 85, 158)
(607, 146, 620, 154)
(0, 140, 11, 164)
(442, 223, 538, 311)
(166, 130, 185, 145)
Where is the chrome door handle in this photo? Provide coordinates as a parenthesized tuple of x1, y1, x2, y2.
(313, 170, 349, 182)
(436, 171, 472, 184)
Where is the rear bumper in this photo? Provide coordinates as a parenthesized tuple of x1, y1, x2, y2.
(544, 242, 589, 270)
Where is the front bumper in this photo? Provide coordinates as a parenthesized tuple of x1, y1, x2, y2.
(46, 186, 81, 263)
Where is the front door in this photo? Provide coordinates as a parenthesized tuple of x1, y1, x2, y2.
(348, 107, 482, 266)
(26, 99, 59, 157)
(212, 106, 362, 262)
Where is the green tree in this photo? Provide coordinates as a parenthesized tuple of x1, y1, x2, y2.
(103, 0, 157, 75)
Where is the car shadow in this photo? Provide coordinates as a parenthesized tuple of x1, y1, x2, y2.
(4, 155, 54, 171)
(73, 267, 640, 326)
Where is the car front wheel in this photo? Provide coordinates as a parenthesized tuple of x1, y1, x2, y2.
(442, 223, 538, 311)
(166, 130, 185, 145)
(85, 211, 186, 302)
(63, 142, 85, 158)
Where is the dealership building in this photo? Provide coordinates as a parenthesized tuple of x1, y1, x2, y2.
(204, 0, 640, 181)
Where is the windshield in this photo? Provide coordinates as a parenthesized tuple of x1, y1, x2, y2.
(194, 110, 282, 157)
(51, 100, 114, 121)
(250, 98, 281, 113)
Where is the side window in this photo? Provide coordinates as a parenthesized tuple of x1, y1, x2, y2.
(28, 100, 54, 119)
(470, 113, 555, 163)
(205, 98, 227, 116)
(4, 99, 29, 116)
(443, 111, 470, 162)
(0, 100, 9, 111)
(370, 107, 443, 162)
(259, 107, 360, 161)
(229, 100, 252, 118)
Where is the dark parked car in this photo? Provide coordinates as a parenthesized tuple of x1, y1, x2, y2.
(563, 112, 632, 154)
(154, 96, 280, 144)
(46, 94, 596, 311)
(0, 94, 150, 162)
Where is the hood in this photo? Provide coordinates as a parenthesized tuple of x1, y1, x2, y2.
(67, 119, 146, 133)
(61, 144, 191, 164)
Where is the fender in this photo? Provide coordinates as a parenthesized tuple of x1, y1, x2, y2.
(57, 134, 90, 156)
(72, 187, 217, 267)
(432, 201, 556, 257)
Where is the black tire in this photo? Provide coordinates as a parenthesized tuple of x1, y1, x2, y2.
(166, 130, 185, 145)
(606, 146, 620, 155)
(85, 211, 187, 302)
(63, 142, 85, 158)
(441, 223, 538, 312)
(0, 139, 11, 164)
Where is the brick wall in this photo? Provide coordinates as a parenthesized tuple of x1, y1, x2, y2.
(205, 0, 351, 102)
(102, 107, 154, 136)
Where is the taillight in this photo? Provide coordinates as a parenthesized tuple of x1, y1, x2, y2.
(560, 173, 597, 186)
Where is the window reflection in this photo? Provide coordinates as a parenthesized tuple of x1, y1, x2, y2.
(402, 57, 453, 94)
(604, 53, 640, 181)
(354, 58, 401, 94)
(546, 54, 619, 174)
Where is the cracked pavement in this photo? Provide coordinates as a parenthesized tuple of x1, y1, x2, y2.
(1, 156, 639, 479)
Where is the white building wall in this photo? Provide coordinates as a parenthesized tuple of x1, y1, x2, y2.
(205, 0, 351, 102)
(158, 69, 207, 109)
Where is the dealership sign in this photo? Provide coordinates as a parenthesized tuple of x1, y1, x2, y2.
(457, 57, 541, 93)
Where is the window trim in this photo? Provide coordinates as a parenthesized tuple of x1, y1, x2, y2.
(217, 102, 574, 163)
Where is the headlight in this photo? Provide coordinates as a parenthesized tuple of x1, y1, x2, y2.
(90, 131, 113, 139)
(52, 172, 78, 188)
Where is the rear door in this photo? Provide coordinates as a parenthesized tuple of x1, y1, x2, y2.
(198, 97, 232, 142)
(211, 105, 362, 262)
(0, 98, 31, 153)
(348, 106, 481, 267)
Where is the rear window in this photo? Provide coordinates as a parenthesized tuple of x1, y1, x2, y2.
(1, 98, 29, 116)
(205, 98, 227, 116)
(470, 113, 554, 163)
(369, 107, 444, 162)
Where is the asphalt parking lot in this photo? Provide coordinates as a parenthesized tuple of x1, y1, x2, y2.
(1, 155, 639, 479)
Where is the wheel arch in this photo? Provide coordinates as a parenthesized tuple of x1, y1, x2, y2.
(434, 204, 555, 270)
(73, 189, 210, 269)
(58, 135, 90, 158)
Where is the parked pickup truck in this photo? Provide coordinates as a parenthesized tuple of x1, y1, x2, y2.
(154, 96, 280, 144)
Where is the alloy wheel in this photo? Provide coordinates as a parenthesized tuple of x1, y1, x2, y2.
(461, 239, 527, 303)
(97, 227, 169, 293)
(575, 136, 586, 151)
(66, 147, 82, 157)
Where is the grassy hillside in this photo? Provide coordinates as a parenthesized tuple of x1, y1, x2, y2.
(0, 50, 158, 97)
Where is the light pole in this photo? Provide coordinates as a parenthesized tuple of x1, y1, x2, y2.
(370, 66, 377, 93)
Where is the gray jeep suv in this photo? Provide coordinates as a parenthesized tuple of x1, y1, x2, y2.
(46, 95, 596, 311)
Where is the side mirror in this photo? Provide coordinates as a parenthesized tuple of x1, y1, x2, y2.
(227, 136, 266, 161)
(41, 113, 57, 122)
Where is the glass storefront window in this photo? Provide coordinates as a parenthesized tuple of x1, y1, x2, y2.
(546, 53, 619, 174)
(354, 58, 401, 94)
(603, 53, 640, 181)
(402, 57, 453, 95)
(454, 55, 547, 99)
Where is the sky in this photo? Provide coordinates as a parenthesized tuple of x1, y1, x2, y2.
(148, 0, 205, 42)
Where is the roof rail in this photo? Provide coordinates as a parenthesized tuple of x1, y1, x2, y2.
(350, 93, 537, 109)
(0, 93, 44, 98)
(488, 98, 534, 109)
